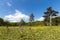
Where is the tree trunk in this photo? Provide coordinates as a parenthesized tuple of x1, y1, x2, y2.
(50, 15, 52, 27)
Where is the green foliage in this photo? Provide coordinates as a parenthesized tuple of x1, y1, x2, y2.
(4, 21, 10, 26)
(9, 22, 19, 26)
(19, 19, 25, 27)
(0, 26, 60, 40)
(52, 17, 60, 26)
(0, 18, 4, 26)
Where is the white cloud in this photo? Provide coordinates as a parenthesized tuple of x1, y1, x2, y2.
(7, 2, 12, 6)
(36, 17, 45, 21)
(36, 16, 58, 21)
(52, 16, 58, 18)
(4, 9, 29, 22)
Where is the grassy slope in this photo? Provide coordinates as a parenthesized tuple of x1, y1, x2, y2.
(0, 26, 60, 40)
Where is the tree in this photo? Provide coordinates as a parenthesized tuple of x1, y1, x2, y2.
(43, 7, 58, 26)
(19, 19, 25, 27)
(29, 13, 34, 26)
(0, 18, 4, 26)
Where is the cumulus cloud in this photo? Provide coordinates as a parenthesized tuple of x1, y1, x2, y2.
(4, 9, 29, 22)
(36, 17, 45, 21)
(7, 2, 12, 6)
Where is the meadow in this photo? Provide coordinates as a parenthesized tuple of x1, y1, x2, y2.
(0, 26, 60, 40)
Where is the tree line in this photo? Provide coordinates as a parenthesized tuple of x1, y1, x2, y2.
(0, 7, 60, 27)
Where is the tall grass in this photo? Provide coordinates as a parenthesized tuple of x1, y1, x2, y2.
(0, 26, 60, 40)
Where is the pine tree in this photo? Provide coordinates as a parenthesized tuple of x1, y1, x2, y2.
(29, 13, 34, 26)
(43, 7, 58, 26)
(19, 19, 25, 27)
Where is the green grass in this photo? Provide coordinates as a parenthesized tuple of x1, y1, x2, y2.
(0, 26, 60, 40)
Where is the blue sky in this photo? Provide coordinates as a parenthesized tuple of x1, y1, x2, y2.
(0, 0, 60, 22)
